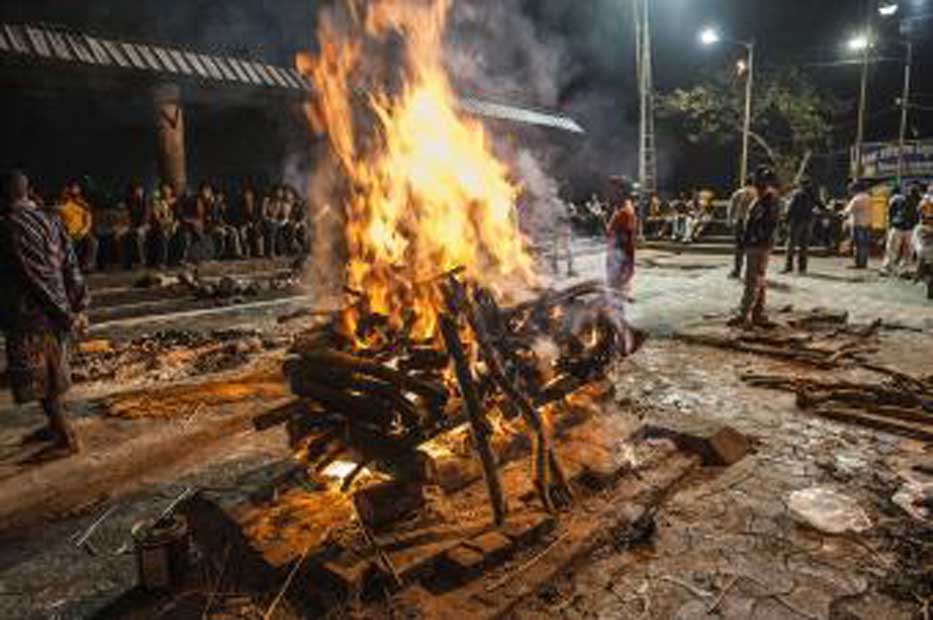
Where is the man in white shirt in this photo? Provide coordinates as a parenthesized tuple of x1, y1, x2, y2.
(844, 182, 873, 269)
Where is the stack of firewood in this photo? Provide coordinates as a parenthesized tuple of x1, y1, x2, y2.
(256, 276, 644, 525)
(743, 371, 933, 441)
(675, 310, 885, 369)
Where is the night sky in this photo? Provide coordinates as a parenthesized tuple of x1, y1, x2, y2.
(0, 0, 930, 195)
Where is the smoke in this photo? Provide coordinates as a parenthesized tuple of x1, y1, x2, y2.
(442, 0, 638, 211)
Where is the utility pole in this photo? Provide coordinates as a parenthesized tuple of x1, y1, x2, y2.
(854, 0, 874, 180)
(896, 41, 912, 184)
(634, 0, 657, 195)
(740, 41, 755, 185)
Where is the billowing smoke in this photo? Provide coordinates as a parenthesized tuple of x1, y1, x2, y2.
(442, 0, 638, 230)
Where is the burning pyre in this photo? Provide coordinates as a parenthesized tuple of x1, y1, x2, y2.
(271, 0, 644, 527)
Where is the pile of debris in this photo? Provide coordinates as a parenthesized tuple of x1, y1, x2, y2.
(178, 270, 302, 303)
(263, 276, 644, 524)
(72, 328, 281, 385)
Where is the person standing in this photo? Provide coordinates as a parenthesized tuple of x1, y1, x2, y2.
(58, 180, 98, 272)
(606, 177, 638, 300)
(882, 184, 920, 276)
(0, 172, 88, 456)
(727, 176, 756, 279)
(551, 207, 577, 277)
(782, 177, 823, 275)
(728, 167, 780, 329)
(844, 181, 873, 269)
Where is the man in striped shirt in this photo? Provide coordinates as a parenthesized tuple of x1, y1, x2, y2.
(0, 171, 89, 456)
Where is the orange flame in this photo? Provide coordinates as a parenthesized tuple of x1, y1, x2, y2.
(298, 0, 535, 346)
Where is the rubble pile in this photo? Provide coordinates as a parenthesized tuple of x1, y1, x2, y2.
(72, 328, 281, 385)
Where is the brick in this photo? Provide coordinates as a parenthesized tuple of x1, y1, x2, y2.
(499, 513, 556, 547)
(636, 423, 750, 466)
(321, 554, 376, 593)
(464, 531, 513, 563)
(443, 545, 485, 574)
(708, 426, 751, 466)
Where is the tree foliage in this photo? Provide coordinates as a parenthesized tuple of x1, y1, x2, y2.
(658, 68, 838, 185)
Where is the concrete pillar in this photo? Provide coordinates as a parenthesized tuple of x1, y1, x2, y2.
(153, 83, 187, 195)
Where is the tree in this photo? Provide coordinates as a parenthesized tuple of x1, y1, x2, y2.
(658, 68, 838, 186)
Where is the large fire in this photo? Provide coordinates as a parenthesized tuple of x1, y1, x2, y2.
(297, 0, 535, 347)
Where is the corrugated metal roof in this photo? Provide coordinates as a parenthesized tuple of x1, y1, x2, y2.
(0, 22, 310, 94)
(0, 23, 586, 135)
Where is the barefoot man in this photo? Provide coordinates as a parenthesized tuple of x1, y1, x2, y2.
(606, 176, 638, 301)
(0, 171, 88, 455)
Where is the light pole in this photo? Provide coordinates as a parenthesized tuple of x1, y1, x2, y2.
(847, 32, 913, 185)
(700, 27, 755, 185)
(851, 32, 871, 180)
(897, 41, 913, 184)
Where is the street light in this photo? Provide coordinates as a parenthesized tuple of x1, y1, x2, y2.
(699, 27, 721, 46)
(699, 27, 755, 185)
(879, 2, 900, 17)
(848, 34, 872, 51)
(846, 30, 913, 184)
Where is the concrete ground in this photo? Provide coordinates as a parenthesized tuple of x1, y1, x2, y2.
(0, 240, 930, 619)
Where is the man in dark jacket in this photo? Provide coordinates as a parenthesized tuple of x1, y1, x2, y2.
(729, 167, 780, 329)
(782, 177, 823, 274)
(0, 171, 89, 455)
(882, 183, 921, 276)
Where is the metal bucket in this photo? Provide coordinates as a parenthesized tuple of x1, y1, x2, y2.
(133, 514, 190, 591)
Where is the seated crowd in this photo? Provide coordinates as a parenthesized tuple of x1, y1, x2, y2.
(36, 180, 310, 272)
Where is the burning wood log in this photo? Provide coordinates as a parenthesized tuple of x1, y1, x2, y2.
(290, 348, 448, 404)
(439, 312, 509, 526)
(505, 280, 605, 322)
(464, 282, 573, 512)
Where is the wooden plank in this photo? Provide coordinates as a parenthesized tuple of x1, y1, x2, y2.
(809, 408, 933, 442)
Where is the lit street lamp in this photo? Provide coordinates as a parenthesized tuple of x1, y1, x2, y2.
(879, 2, 899, 17)
(699, 27, 755, 185)
(847, 0, 914, 185)
(848, 34, 871, 51)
